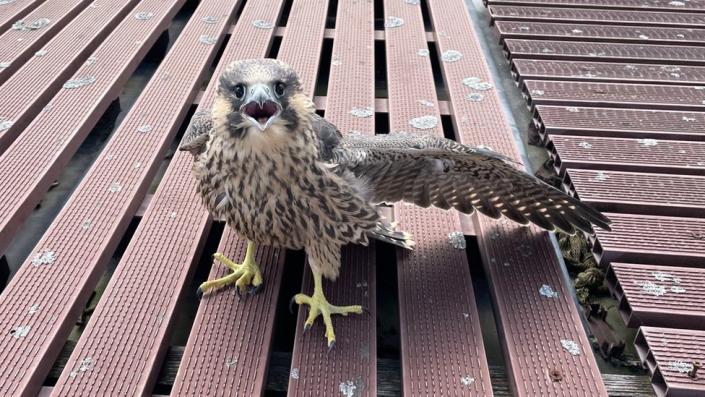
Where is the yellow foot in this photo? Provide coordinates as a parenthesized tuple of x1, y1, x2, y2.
(197, 242, 263, 297)
(289, 291, 365, 350)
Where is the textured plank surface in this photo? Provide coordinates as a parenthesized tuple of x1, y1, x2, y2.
(0, 0, 91, 81)
(607, 263, 705, 330)
(565, 169, 705, 217)
(431, 1, 608, 396)
(548, 135, 705, 176)
(495, 22, 705, 46)
(170, 0, 285, 394)
(487, 0, 705, 11)
(505, 39, 705, 65)
(489, 6, 705, 27)
(0, 0, 142, 152)
(635, 327, 705, 397)
(0, 0, 181, 257)
(47, 0, 242, 394)
(524, 80, 705, 111)
(284, 0, 378, 396)
(0, 0, 230, 394)
(593, 213, 705, 267)
(512, 59, 705, 85)
(385, 0, 493, 395)
(0, 0, 46, 32)
(535, 105, 705, 141)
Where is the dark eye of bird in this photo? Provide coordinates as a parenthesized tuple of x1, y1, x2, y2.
(274, 82, 286, 97)
(234, 84, 245, 99)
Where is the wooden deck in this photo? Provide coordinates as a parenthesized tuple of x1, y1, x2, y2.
(0, 0, 678, 395)
(488, 0, 705, 395)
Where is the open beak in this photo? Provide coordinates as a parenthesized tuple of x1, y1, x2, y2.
(239, 83, 282, 131)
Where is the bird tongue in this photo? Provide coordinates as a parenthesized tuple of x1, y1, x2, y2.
(243, 101, 278, 125)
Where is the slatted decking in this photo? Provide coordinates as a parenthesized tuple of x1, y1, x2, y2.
(0, 0, 653, 395)
(606, 263, 705, 330)
(635, 327, 705, 397)
(487, 0, 705, 394)
(511, 59, 705, 85)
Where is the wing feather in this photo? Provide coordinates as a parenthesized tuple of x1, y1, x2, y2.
(178, 110, 212, 155)
(332, 133, 611, 234)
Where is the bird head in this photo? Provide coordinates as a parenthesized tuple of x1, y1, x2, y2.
(213, 59, 305, 136)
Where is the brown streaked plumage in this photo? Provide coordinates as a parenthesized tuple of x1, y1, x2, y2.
(179, 58, 611, 348)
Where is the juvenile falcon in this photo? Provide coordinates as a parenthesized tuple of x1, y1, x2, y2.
(179, 59, 611, 348)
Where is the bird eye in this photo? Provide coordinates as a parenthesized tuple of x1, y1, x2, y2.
(234, 84, 245, 99)
(274, 82, 286, 97)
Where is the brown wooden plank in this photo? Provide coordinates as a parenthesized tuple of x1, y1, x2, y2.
(489, 6, 705, 27)
(592, 213, 705, 268)
(504, 39, 705, 66)
(45, 1, 245, 395)
(428, 0, 609, 395)
(564, 169, 705, 217)
(496, 22, 705, 46)
(383, 1, 493, 395)
(0, 0, 47, 32)
(534, 105, 705, 141)
(281, 0, 378, 396)
(0, 0, 92, 81)
(635, 327, 705, 397)
(511, 59, 705, 85)
(0, 0, 183, 258)
(548, 135, 705, 176)
(487, 0, 705, 12)
(0, 1, 233, 395)
(0, 0, 143, 153)
(606, 263, 705, 330)
(523, 80, 705, 111)
(170, 1, 286, 394)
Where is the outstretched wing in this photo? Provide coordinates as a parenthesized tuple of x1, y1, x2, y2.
(332, 133, 611, 234)
(178, 110, 212, 155)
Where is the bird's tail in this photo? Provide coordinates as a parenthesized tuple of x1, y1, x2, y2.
(368, 221, 415, 250)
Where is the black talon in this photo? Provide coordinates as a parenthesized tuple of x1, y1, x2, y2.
(235, 287, 243, 300)
(196, 287, 204, 299)
(289, 296, 297, 314)
(327, 340, 336, 353)
(361, 306, 370, 314)
(248, 284, 263, 295)
(303, 323, 311, 333)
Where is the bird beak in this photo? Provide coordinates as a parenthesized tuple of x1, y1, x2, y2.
(239, 83, 282, 131)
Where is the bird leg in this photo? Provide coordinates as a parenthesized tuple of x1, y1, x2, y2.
(291, 268, 364, 349)
(198, 241, 263, 297)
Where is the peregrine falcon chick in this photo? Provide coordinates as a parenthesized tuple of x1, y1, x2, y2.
(179, 59, 611, 348)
